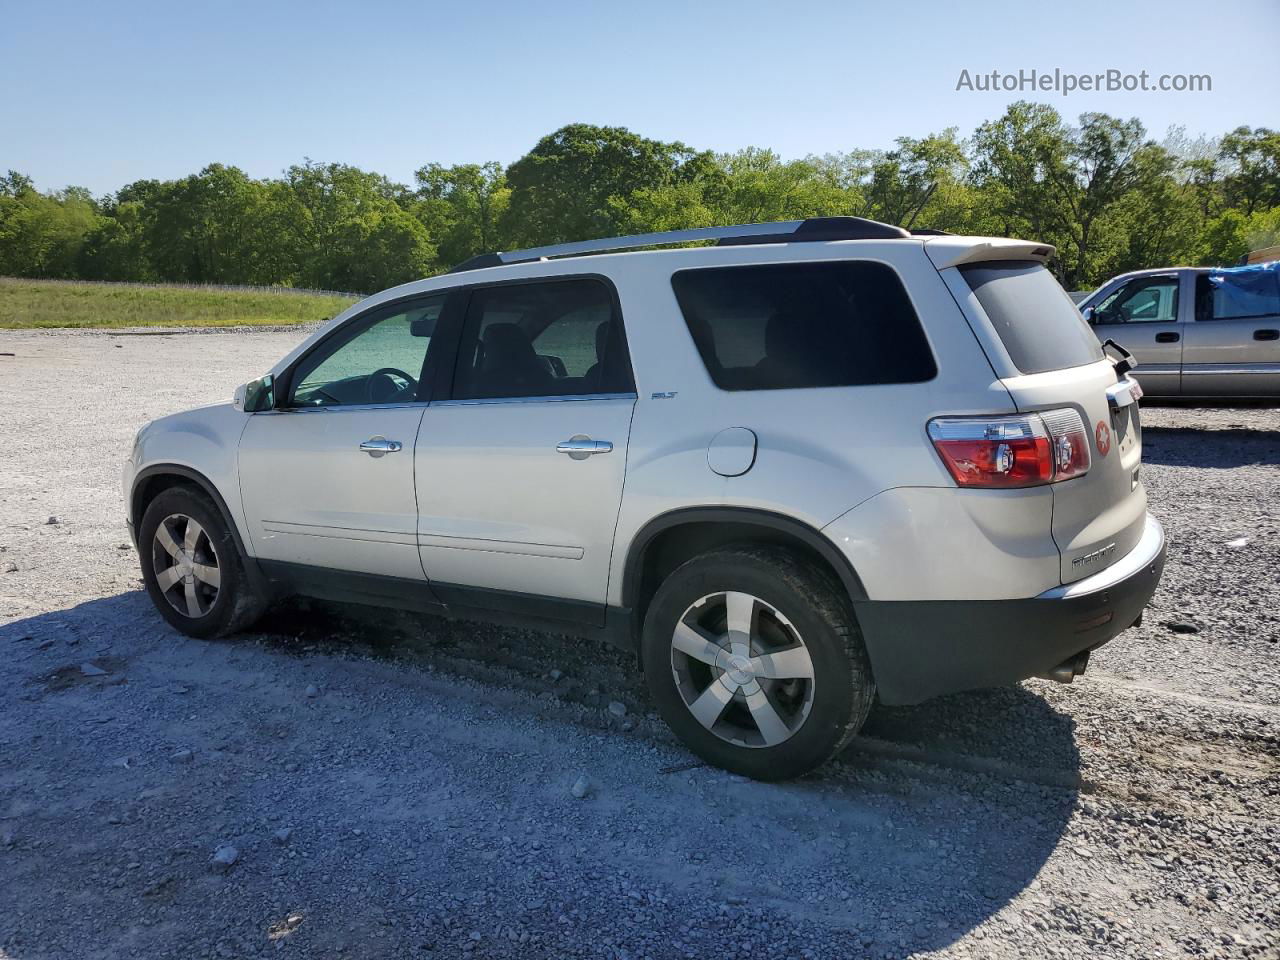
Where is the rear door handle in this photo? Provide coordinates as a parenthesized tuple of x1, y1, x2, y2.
(556, 437, 613, 460)
(1154, 332, 1180, 343)
(359, 436, 402, 457)
(1254, 329, 1279, 341)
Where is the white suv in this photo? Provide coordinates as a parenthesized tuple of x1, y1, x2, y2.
(123, 217, 1166, 780)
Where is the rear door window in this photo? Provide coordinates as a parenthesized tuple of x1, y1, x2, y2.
(960, 261, 1104, 375)
(451, 279, 632, 400)
(670, 261, 936, 391)
(1196, 267, 1280, 320)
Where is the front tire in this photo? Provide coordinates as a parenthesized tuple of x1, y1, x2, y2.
(138, 486, 267, 639)
(641, 545, 874, 781)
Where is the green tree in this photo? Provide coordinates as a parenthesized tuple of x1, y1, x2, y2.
(971, 102, 1184, 287)
(0, 171, 35, 197)
(0, 181, 101, 278)
(861, 130, 969, 229)
(607, 147, 873, 237)
(707, 148, 852, 223)
(1198, 207, 1280, 265)
(606, 180, 719, 234)
(1218, 127, 1280, 215)
(412, 161, 509, 267)
(1096, 147, 1199, 280)
(5, 109, 1277, 291)
(502, 123, 718, 246)
(329, 205, 435, 291)
(971, 102, 1072, 246)
(78, 199, 155, 281)
(284, 161, 432, 290)
(141, 164, 283, 284)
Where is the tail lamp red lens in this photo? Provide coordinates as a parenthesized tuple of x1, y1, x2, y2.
(928, 410, 1092, 488)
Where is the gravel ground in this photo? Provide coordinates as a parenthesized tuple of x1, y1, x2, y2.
(1, 328, 1278, 960)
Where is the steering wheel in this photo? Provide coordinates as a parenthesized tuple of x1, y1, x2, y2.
(367, 367, 417, 404)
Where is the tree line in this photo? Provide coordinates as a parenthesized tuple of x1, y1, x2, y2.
(3, 101, 1277, 294)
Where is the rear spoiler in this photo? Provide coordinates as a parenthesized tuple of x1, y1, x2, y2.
(924, 236, 1056, 270)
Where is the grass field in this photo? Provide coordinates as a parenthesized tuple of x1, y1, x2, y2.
(0, 278, 359, 329)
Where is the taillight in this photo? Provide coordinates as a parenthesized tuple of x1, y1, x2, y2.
(928, 409, 1092, 489)
(1037, 409, 1091, 480)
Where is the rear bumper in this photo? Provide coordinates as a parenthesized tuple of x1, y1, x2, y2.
(855, 514, 1166, 705)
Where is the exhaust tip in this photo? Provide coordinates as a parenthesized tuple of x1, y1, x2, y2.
(1039, 651, 1090, 684)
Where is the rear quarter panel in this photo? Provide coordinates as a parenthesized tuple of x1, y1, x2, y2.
(994, 362, 1146, 584)
(605, 241, 1022, 607)
(933, 259, 1149, 585)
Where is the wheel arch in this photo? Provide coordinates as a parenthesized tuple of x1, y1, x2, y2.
(621, 507, 868, 630)
(131, 464, 250, 560)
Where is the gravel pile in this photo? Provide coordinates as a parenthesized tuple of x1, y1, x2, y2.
(1, 330, 1277, 959)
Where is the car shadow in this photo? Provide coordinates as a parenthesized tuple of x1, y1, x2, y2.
(1142, 425, 1280, 468)
(3, 592, 1079, 956)
(281, 602, 1081, 953)
(815, 687, 1079, 951)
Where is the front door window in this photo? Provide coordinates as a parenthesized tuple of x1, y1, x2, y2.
(289, 296, 447, 407)
(1094, 277, 1179, 324)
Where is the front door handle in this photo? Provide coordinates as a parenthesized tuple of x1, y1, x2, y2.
(359, 436, 403, 458)
(1154, 331, 1180, 343)
(556, 436, 613, 460)
(1254, 329, 1279, 341)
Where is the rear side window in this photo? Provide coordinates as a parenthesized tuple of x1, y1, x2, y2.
(1196, 266, 1280, 320)
(670, 261, 936, 391)
(961, 261, 1104, 375)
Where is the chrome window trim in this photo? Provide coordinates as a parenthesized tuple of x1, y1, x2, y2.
(262, 400, 430, 415)
(266, 392, 643, 412)
(431, 392, 638, 408)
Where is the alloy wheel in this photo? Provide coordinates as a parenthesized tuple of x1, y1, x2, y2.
(669, 591, 816, 748)
(151, 513, 221, 618)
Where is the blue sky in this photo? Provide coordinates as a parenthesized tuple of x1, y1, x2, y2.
(4, 0, 1277, 195)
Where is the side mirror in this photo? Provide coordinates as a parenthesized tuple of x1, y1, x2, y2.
(234, 374, 275, 412)
(1080, 306, 1095, 325)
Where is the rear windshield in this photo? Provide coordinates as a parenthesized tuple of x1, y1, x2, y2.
(670, 261, 936, 391)
(961, 261, 1104, 375)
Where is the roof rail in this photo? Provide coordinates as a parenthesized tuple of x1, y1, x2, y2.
(449, 216, 911, 273)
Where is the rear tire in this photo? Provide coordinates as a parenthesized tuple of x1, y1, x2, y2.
(641, 544, 874, 781)
(138, 486, 267, 639)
